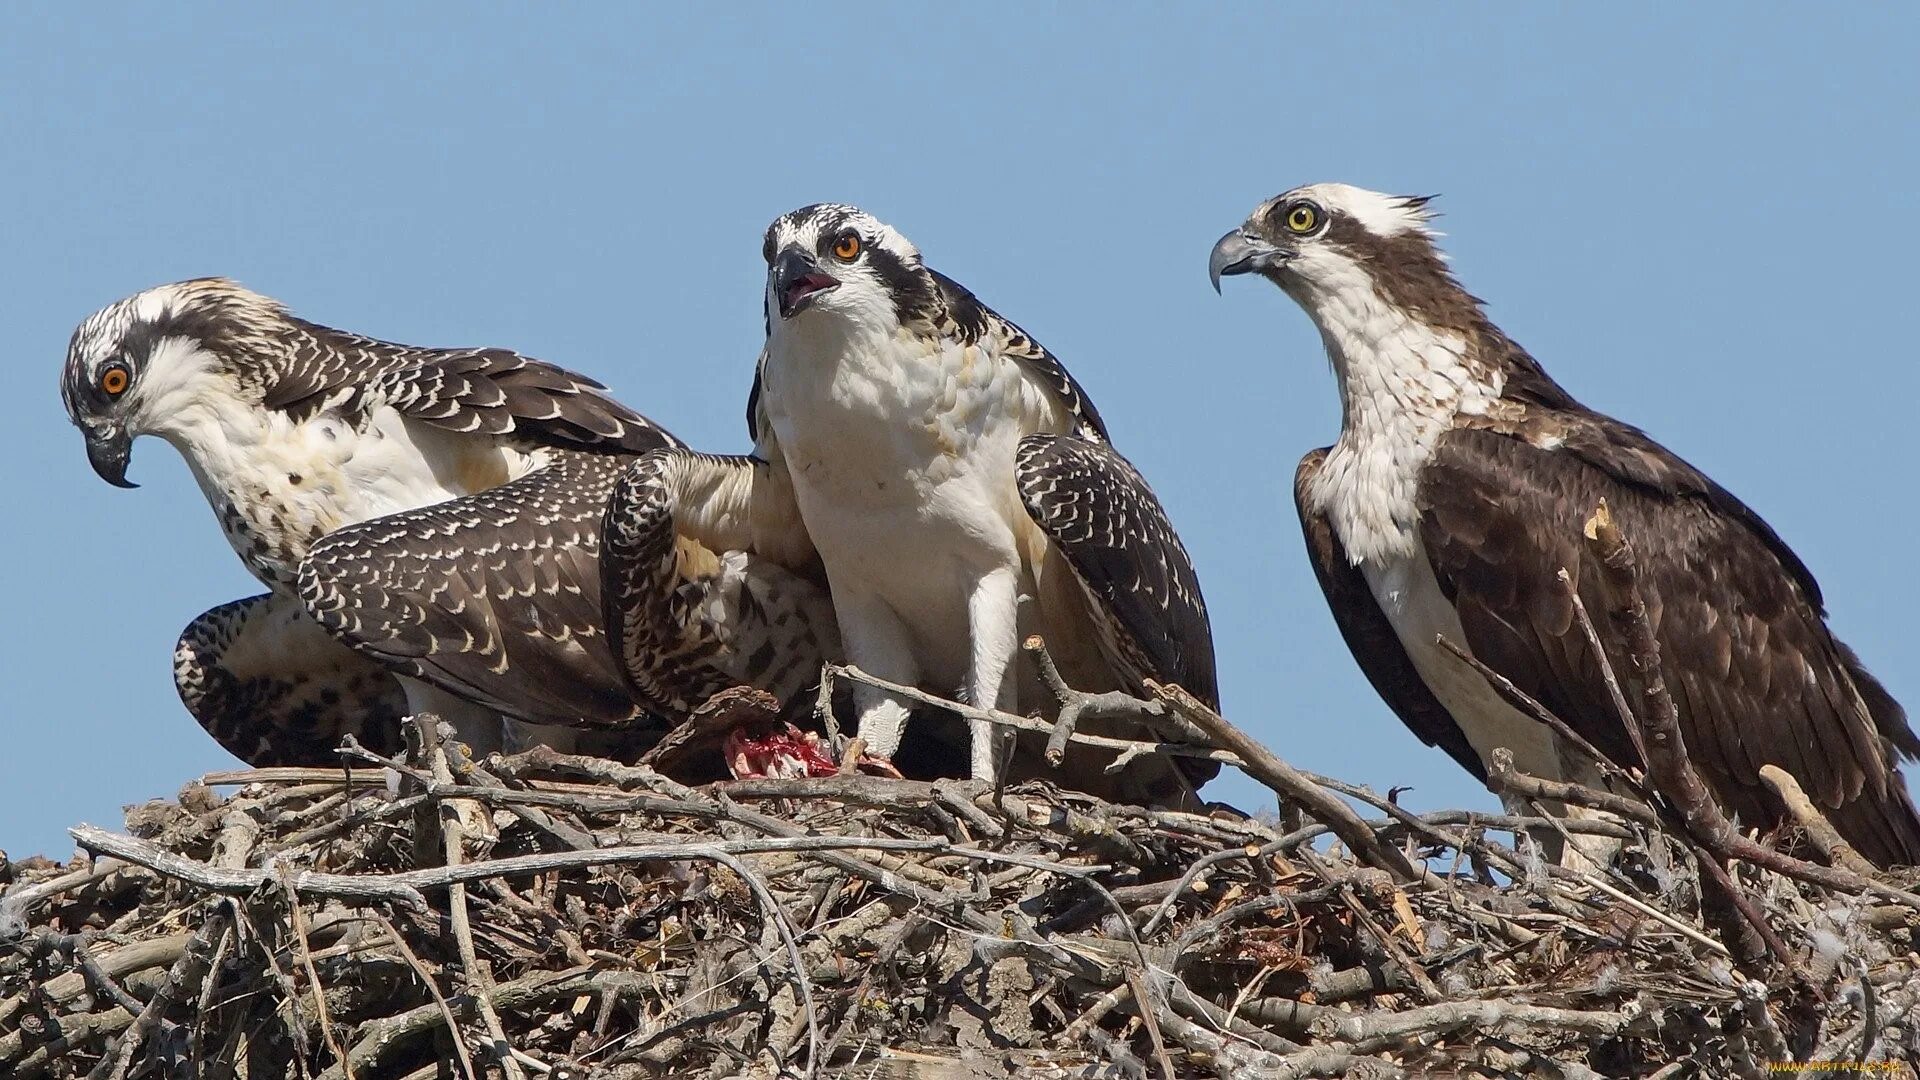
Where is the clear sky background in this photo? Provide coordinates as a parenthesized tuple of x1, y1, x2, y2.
(3, 6, 1916, 857)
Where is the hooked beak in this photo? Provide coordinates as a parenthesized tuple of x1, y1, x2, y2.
(85, 425, 137, 488)
(1208, 229, 1286, 293)
(771, 247, 840, 319)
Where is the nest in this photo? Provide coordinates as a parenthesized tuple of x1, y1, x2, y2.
(5, 516, 1920, 1078)
(3, 680, 1919, 1080)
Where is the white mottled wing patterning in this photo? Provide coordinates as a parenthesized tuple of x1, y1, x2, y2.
(601, 447, 838, 716)
(297, 450, 651, 731)
(174, 592, 409, 765)
(1015, 432, 1221, 785)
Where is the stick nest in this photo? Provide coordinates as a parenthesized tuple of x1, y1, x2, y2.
(3, 701, 1919, 1080)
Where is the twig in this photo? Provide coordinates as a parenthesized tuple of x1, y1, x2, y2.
(429, 722, 527, 1080)
(1301, 849, 1442, 1001)
(1567, 857, 1730, 957)
(370, 911, 479, 1080)
(1436, 634, 1643, 792)
(63, 935, 144, 1016)
(1149, 681, 1420, 883)
(703, 847, 822, 1079)
(1125, 967, 1176, 1080)
(72, 825, 969, 903)
(83, 907, 231, 1080)
(0, 934, 184, 1029)
(316, 970, 650, 1080)
(200, 767, 380, 788)
(1023, 636, 1201, 769)
(1559, 568, 1653, 773)
(1485, 751, 1662, 829)
(829, 663, 1240, 770)
(0, 860, 125, 942)
(1758, 765, 1877, 876)
(276, 863, 353, 1080)
(1313, 999, 1635, 1051)
(230, 897, 316, 1074)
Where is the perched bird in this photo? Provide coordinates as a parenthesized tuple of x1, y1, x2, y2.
(62, 279, 825, 766)
(1210, 183, 1920, 866)
(719, 203, 1219, 802)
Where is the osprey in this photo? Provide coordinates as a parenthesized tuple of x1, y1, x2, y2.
(727, 203, 1218, 801)
(1210, 183, 1920, 866)
(62, 279, 832, 765)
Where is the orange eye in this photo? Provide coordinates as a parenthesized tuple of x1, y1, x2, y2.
(99, 365, 130, 397)
(831, 232, 862, 261)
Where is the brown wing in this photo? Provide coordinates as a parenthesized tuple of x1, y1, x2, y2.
(267, 319, 679, 456)
(1016, 434, 1220, 798)
(175, 593, 409, 766)
(1421, 425, 1920, 866)
(1019, 434, 1217, 709)
(297, 450, 652, 731)
(1294, 449, 1486, 782)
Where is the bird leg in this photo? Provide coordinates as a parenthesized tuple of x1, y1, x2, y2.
(833, 593, 921, 777)
(395, 687, 503, 856)
(963, 568, 1022, 785)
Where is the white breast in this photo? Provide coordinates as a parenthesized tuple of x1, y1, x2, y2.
(763, 322, 1061, 542)
(1361, 548, 1562, 781)
(1298, 275, 1499, 566)
(761, 319, 1071, 684)
(156, 386, 531, 590)
(1292, 265, 1560, 777)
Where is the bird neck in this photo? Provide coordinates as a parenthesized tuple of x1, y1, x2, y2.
(1293, 277, 1504, 564)
(1292, 276, 1504, 456)
(762, 308, 916, 422)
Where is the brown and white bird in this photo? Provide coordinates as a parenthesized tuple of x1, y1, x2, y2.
(730, 203, 1218, 802)
(1210, 183, 1920, 866)
(599, 443, 841, 722)
(61, 279, 831, 766)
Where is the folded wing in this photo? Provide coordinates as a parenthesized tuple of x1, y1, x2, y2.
(1016, 433, 1220, 787)
(297, 450, 650, 730)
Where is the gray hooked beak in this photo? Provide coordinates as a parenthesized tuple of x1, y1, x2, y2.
(771, 247, 840, 319)
(1208, 230, 1285, 293)
(85, 425, 137, 488)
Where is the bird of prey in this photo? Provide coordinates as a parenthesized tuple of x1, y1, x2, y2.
(726, 203, 1218, 803)
(62, 279, 830, 766)
(1210, 183, 1920, 866)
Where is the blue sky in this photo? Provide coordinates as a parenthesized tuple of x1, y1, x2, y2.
(3, 6, 1916, 857)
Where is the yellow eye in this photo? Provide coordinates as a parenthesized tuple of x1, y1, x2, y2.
(831, 232, 862, 261)
(99, 364, 130, 397)
(1286, 203, 1321, 234)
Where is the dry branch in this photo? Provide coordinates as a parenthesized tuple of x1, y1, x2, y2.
(9, 568, 1920, 1075)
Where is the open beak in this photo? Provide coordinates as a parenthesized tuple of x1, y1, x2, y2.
(1209, 230, 1285, 293)
(85, 426, 137, 488)
(771, 247, 840, 319)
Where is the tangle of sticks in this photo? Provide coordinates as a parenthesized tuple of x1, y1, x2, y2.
(2, 505, 1919, 1077)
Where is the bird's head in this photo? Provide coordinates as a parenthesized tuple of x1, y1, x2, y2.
(1209, 183, 1451, 314)
(762, 204, 936, 333)
(62, 278, 288, 488)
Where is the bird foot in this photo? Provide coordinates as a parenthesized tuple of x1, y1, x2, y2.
(836, 736, 906, 778)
